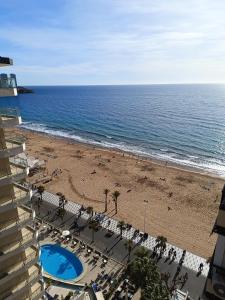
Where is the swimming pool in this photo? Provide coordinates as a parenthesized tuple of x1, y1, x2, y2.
(40, 244, 83, 281)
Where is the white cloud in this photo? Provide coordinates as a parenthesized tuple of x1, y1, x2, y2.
(1, 0, 225, 84)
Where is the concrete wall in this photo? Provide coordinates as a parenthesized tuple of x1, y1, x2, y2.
(217, 210, 225, 229)
(0, 183, 14, 198)
(1, 251, 25, 271)
(0, 128, 6, 148)
(0, 227, 23, 248)
(0, 88, 17, 97)
(214, 235, 225, 269)
(0, 157, 11, 173)
(0, 269, 29, 296)
(0, 206, 18, 222)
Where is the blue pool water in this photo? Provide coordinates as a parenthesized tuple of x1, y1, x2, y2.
(40, 244, 83, 281)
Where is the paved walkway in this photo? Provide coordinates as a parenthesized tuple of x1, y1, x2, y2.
(40, 191, 209, 276)
(34, 191, 209, 299)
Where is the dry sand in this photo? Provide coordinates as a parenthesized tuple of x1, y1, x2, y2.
(17, 128, 224, 258)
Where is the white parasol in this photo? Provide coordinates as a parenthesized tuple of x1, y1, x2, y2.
(62, 230, 70, 236)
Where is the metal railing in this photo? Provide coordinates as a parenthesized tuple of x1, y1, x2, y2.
(0, 211, 32, 233)
(0, 136, 25, 151)
(0, 76, 17, 89)
(0, 186, 29, 207)
(0, 158, 28, 180)
(10, 156, 28, 167)
(0, 56, 12, 65)
(0, 107, 19, 118)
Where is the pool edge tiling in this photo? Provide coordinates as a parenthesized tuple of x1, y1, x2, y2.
(40, 243, 85, 284)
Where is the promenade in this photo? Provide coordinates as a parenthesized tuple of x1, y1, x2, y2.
(34, 191, 209, 299)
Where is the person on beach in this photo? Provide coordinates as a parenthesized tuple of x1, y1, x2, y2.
(180, 272, 188, 289)
(198, 263, 204, 273)
(172, 250, 177, 261)
(182, 249, 186, 258)
(168, 248, 173, 259)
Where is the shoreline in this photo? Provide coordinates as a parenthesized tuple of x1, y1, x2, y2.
(19, 126, 224, 181)
(17, 127, 224, 258)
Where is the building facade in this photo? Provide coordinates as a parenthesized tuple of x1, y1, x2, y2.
(0, 57, 44, 299)
(0, 56, 18, 97)
(205, 186, 225, 299)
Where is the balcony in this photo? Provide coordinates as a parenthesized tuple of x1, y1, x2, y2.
(28, 282, 45, 300)
(0, 108, 21, 128)
(0, 57, 13, 66)
(0, 227, 37, 261)
(0, 158, 29, 187)
(0, 206, 33, 236)
(0, 74, 17, 97)
(0, 247, 38, 286)
(0, 184, 31, 212)
(213, 210, 225, 236)
(1, 265, 41, 300)
(0, 136, 26, 158)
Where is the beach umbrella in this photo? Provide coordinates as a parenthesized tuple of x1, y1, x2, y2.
(62, 230, 70, 236)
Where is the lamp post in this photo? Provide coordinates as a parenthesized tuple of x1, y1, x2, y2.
(144, 200, 148, 232)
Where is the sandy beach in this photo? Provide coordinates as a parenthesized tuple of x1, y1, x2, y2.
(17, 128, 224, 258)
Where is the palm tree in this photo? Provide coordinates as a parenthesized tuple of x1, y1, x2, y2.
(37, 185, 45, 203)
(124, 240, 134, 262)
(155, 236, 167, 252)
(58, 207, 66, 220)
(134, 246, 150, 259)
(88, 219, 100, 243)
(128, 251, 169, 299)
(117, 220, 126, 237)
(103, 189, 110, 212)
(128, 255, 152, 289)
(45, 277, 52, 289)
(86, 206, 94, 218)
(58, 194, 68, 209)
(141, 280, 170, 300)
(112, 190, 120, 214)
(57, 192, 63, 206)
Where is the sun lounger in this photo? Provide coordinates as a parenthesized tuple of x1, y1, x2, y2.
(71, 240, 77, 248)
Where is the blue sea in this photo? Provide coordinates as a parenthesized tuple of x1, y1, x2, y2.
(1, 84, 225, 177)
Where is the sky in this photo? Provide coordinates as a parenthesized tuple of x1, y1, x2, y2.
(1, 0, 225, 85)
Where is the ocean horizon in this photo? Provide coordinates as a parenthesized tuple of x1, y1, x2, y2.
(1, 84, 225, 177)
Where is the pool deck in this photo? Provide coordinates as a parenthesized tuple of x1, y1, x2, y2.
(39, 241, 87, 285)
(32, 190, 210, 299)
(40, 238, 123, 289)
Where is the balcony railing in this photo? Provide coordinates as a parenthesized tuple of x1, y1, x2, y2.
(0, 76, 17, 89)
(1, 251, 37, 281)
(10, 156, 28, 167)
(0, 157, 28, 181)
(0, 210, 32, 233)
(30, 284, 44, 300)
(0, 231, 35, 256)
(0, 57, 13, 65)
(0, 185, 30, 207)
(0, 136, 26, 150)
(0, 107, 19, 118)
(1, 269, 40, 300)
